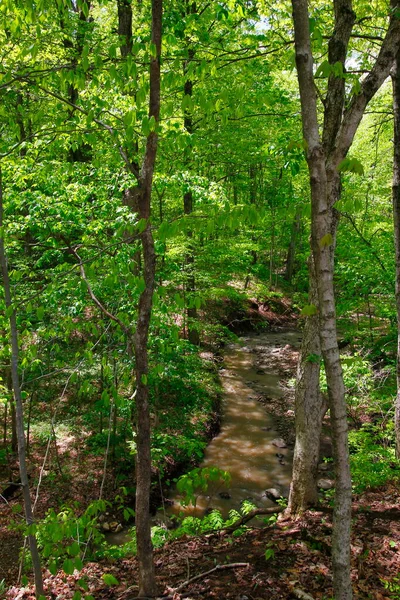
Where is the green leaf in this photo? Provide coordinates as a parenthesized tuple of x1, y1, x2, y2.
(141, 374, 148, 385)
(68, 541, 81, 557)
(338, 157, 364, 176)
(36, 306, 44, 320)
(265, 548, 275, 561)
(301, 304, 317, 316)
(72, 592, 82, 600)
(49, 560, 58, 575)
(319, 233, 333, 248)
(78, 579, 89, 591)
(315, 60, 331, 78)
(102, 573, 119, 586)
(63, 558, 75, 575)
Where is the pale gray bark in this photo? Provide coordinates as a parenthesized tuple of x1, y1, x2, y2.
(0, 169, 44, 598)
(288, 257, 325, 514)
(291, 0, 400, 591)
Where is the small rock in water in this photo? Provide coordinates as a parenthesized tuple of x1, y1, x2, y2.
(272, 438, 287, 449)
(219, 492, 231, 500)
(318, 478, 334, 490)
(276, 453, 285, 459)
(115, 523, 123, 533)
(261, 426, 272, 432)
(265, 488, 281, 502)
(102, 522, 110, 531)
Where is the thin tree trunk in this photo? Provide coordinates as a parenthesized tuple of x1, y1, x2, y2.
(3, 400, 7, 445)
(288, 256, 325, 514)
(26, 392, 34, 458)
(291, 1, 400, 595)
(183, 36, 200, 345)
(0, 169, 44, 598)
(392, 45, 400, 458)
(131, 1, 162, 595)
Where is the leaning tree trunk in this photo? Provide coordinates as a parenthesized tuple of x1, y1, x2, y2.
(288, 256, 325, 515)
(0, 169, 44, 598)
(392, 46, 400, 458)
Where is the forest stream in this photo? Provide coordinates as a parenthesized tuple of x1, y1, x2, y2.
(106, 329, 301, 544)
(165, 329, 300, 519)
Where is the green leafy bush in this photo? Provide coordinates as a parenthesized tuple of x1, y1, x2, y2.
(349, 425, 400, 492)
(35, 500, 107, 574)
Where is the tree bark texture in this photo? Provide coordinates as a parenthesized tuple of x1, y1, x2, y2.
(288, 256, 325, 514)
(130, 0, 162, 596)
(291, 1, 351, 596)
(291, 0, 400, 595)
(392, 45, 400, 458)
(183, 36, 200, 345)
(0, 169, 44, 598)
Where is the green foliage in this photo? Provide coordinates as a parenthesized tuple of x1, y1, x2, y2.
(102, 574, 119, 586)
(382, 576, 400, 599)
(349, 425, 400, 492)
(176, 467, 231, 507)
(35, 501, 107, 572)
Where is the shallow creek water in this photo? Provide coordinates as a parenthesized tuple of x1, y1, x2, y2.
(164, 329, 301, 521)
(105, 329, 300, 544)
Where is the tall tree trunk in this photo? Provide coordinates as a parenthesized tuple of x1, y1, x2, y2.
(130, 1, 162, 595)
(288, 256, 324, 514)
(392, 46, 400, 458)
(291, 1, 400, 595)
(291, 2, 352, 596)
(183, 33, 200, 345)
(0, 169, 44, 598)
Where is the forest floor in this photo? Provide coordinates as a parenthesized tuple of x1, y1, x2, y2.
(5, 483, 400, 599)
(3, 294, 400, 599)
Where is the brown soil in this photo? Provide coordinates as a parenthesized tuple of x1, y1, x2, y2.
(6, 484, 400, 599)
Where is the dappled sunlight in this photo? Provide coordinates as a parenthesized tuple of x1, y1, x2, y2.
(167, 331, 295, 519)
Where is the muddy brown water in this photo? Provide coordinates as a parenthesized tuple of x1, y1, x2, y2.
(105, 329, 300, 544)
(163, 329, 300, 521)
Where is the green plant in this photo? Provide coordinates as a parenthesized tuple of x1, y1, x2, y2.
(175, 467, 231, 507)
(265, 542, 275, 561)
(34, 500, 108, 574)
(349, 425, 400, 492)
(382, 576, 400, 599)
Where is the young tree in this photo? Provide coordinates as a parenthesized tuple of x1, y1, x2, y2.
(0, 169, 44, 598)
(392, 42, 400, 458)
(291, 0, 400, 596)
